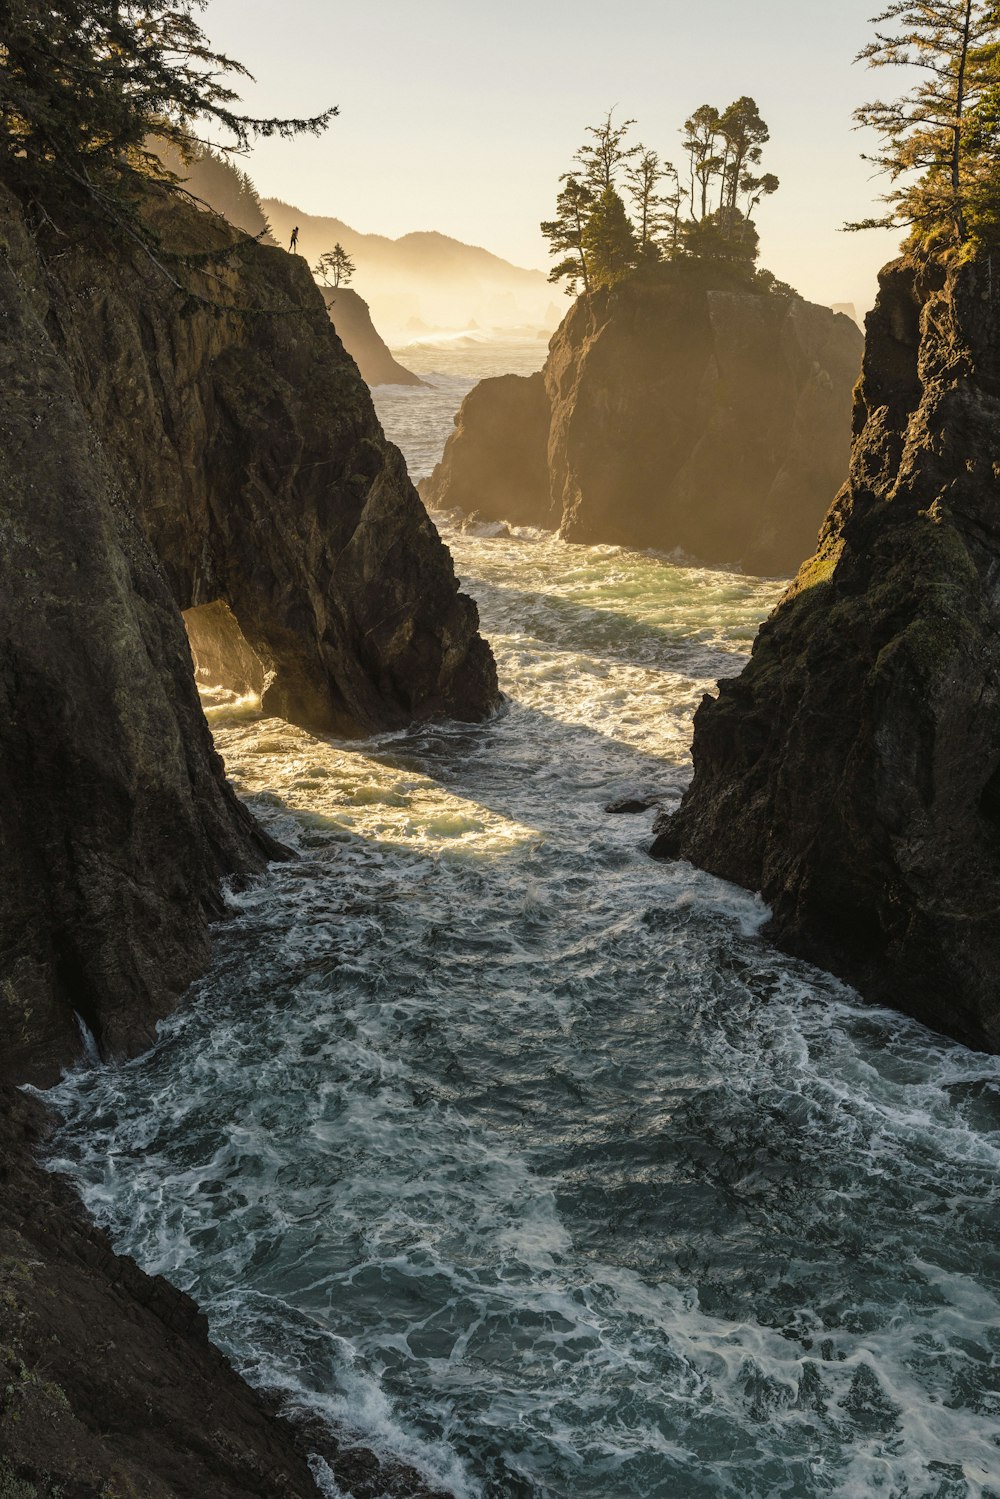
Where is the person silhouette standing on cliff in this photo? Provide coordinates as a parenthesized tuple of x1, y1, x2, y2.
(289, 226, 299, 252)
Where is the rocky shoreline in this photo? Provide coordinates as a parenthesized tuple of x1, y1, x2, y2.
(0, 171, 490, 1495)
(654, 255, 1000, 1055)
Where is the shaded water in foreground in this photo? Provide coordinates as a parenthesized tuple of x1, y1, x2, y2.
(44, 354, 1000, 1498)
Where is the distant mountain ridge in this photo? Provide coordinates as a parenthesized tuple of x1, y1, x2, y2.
(264, 198, 560, 341)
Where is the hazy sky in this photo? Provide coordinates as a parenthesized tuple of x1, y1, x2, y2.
(203, 0, 903, 314)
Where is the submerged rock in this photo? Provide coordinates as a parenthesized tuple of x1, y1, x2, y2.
(423, 268, 864, 575)
(605, 795, 661, 815)
(653, 255, 1000, 1054)
(320, 284, 424, 387)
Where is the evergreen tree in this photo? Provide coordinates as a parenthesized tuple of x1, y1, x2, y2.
(573, 109, 639, 192)
(0, 0, 335, 256)
(541, 176, 595, 295)
(626, 148, 682, 254)
(545, 98, 780, 294)
(681, 105, 723, 218)
(849, 1, 1000, 244)
(315, 243, 356, 288)
(682, 207, 760, 266)
(581, 185, 638, 287)
(717, 97, 771, 234)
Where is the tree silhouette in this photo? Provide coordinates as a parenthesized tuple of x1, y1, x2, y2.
(0, 0, 335, 274)
(541, 176, 596, 295)
(316, 244, 356, 288)
(626, 149, 682, 255)
(573, 109, 640, 193)
(582, 185, 638, 286)
(543, 100, 783, 293)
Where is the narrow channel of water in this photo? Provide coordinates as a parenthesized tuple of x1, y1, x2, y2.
(44, 344, 1000, 1498)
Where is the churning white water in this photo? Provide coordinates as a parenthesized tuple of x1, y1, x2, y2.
(43, 345, 1000, 1498)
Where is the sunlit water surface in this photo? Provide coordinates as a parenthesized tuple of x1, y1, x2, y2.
(45, 344, 1000, 1498)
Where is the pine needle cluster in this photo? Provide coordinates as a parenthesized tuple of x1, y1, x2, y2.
(0, 0, 335, 286)
(850, 1, 1000, 250)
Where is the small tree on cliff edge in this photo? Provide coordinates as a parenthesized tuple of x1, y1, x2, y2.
(626, 149, 682, 256)
(849, 1, 1000, 246)
(541, 176, 596, 295)
(582, 186, 638, 287)
(316, 244, 356, 288)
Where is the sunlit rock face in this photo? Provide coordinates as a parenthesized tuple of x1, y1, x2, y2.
(0, 194, 279, 1086)
(37, 188, 498, 738)
(655, 256, 1000, 1054)
(320, 284, 423, 387)
(424, 273, 863, 575)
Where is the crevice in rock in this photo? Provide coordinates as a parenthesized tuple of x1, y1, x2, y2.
(184, 599, 269, 703)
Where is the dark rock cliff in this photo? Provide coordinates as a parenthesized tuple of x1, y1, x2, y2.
(423, 272, 863, 574)
(24, 189, 497, 737)
(0, 175, 487, 1495)
(653, 255, 1000, 1055)
(0, 174, 496, 1076)
(320, 284, 423, 387)
(0, 205, 281, 1088)
(421, 371, 552, 527)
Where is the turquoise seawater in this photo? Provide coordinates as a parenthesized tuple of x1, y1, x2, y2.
(44, 348, 1000, 1498)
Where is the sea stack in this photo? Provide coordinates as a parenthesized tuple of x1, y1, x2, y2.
(422, 267, 864, 575)
(320, 284, 424, 387)
(22, 186, 498, 740)
(653, 254, 1000, 1054)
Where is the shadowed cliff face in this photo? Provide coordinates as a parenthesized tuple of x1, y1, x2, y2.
(320, 285, 423, 387)
(423, 275, 863, 575)
(30, 192, 498, 738)
(421, 371, 553, 527)
(0, 179, 473, 1497)
(0, 204, 281, 1088)
(654, 256, 1000, 1054)
(0, 177, 496, 1079)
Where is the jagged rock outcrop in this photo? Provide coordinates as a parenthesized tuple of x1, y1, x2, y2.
(423, 270, 864, 575)
(653, 255, 1000, 1055)
(320, 285, 423, 386)
(15, 187, 497, 738)
(0, 175, 496, 1074)
(0, 173, 488, 1496)
(0, 216, 282, 1086)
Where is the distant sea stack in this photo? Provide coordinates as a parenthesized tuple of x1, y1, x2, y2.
(422, 269, 864, 575)
(653, 255, 1000, 1055)
(320, 284, 423, 386)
